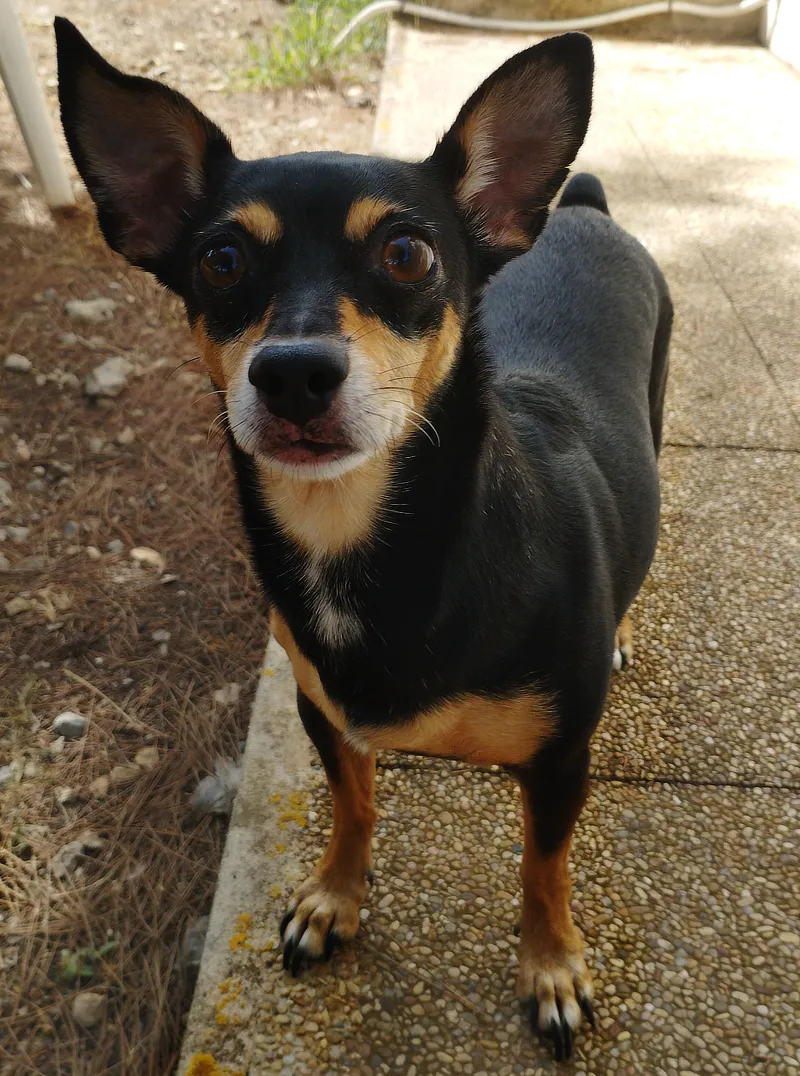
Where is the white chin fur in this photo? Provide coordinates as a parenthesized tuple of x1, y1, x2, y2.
(254, 450, 370, 482)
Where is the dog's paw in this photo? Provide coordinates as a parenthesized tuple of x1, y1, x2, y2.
(517, 946, 594, 1061)
(613, 613, 634, 672)
(279, 870, 370, 976)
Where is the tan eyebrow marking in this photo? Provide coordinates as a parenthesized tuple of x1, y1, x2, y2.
(230, 202, 282, 244)
(344, 197, 405, 242)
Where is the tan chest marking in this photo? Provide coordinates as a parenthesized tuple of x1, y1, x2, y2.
(257, 454, 392, 556)
(272, 612, 554, 767)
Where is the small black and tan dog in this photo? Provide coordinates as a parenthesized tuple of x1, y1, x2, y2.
(56, 17, 671, 1059)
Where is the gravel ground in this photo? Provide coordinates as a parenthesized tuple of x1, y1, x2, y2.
(184, 755, 799, 1075)
(600, 447, 800, 785)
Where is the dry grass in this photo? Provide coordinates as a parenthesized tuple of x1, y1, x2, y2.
(0, 198, 267, 1075)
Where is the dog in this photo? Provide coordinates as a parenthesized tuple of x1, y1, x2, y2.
(56, 17, 672, 1060)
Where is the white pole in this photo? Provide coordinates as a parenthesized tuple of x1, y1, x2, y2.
(0, 0, 75, 209)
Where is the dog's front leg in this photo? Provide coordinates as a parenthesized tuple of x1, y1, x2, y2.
(515, 741, 595, 1060)
(280, 690, 376, 975)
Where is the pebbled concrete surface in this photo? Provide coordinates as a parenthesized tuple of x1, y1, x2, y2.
(181, 26, 800, 1076)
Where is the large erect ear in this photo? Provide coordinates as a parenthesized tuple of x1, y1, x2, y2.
(427, 34, 593, 254)
(55, 17, 233, 268)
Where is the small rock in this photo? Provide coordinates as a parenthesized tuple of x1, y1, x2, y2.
(173, 39, 187, 51)
(49, 736, 65, 758)
(134, 746, 159, 770)
(72, 991, 107, 1029)
(15, 440, 31, 462)
(4, 353, 32, 373)
(60, 332, 80, 346)
(213, 682, 240, 706)
(0, 764, 16, 788)
(151, 629, 171, 644)
(50, 831, 104, 878)
(89, 775, 110, 798)
(0, 554, 9, 571)
(23, 759, 39, 779)
(84, 356, 132, 398)
(0, 477, 11, 507)
(160, 573, 179, 585)
(88, 437, 106, 455)
(55, 370, 80, 389)
(116, 426, 135, 445)
(130, 547, 165, 573)
(56, 786, 77, 805)
(7, 526, 29, 544)
(106, 539, 124, 554)
(52, 712, 88, 740)
(6, 596, 36, 616)
(64, 297, 117, 322)
(189, 756, 243, 818)
(110, 763, 141, 785)
(63, 520, 80, 540)
(86, 546, 102, 561)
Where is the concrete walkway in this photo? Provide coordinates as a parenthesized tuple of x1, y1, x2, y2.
(180, 28, 800, 1076)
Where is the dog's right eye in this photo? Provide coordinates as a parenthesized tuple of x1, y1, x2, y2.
(381, 235, 435, 284)
(199, 244, 246, 289)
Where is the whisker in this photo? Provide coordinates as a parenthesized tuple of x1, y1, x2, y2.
(163, 354, 203, 384)
(362, 406, 437, 450)
(405, 406, 441, 447)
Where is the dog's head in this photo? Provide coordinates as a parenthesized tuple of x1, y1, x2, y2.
(56, 18, 592, 480)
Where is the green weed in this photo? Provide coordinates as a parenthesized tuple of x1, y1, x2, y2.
(242, 0, 387, 90)
(58, 941, 119, 984)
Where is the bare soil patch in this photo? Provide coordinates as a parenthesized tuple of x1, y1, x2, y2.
(0, 3, 375, 1073)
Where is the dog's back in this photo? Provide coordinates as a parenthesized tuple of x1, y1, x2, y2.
(483, 174, 671, 453)
(480, 173, 673, 614)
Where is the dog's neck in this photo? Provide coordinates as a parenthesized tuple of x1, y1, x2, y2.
(256, 452, 395, 559)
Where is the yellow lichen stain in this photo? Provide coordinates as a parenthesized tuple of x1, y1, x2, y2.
(184, 1053, 244, 1076)
(277, 810, 307, 830)
(262, 667, 275, 677)
(228, 913, 254, 952)
(267, 843, 287, 858)
(260, 938, 277, 952)
(277, 791, 309, 830)
(269, 793, 281, 804)
(214, 978, 243, 1027)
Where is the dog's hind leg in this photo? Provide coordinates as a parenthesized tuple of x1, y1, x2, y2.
(280, 690, 376, 975)
(513, 741, 594, 1061)
(613, 611, 634, 671)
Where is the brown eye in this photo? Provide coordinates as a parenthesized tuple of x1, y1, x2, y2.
(382, 235, 434, 284)
(199, 244, 246, 289)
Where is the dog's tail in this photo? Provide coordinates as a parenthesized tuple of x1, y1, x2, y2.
(558, 173, 610, 215)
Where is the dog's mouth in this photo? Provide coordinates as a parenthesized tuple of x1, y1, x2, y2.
(271, 436, 353, 466)
(255, 417, 357, 469)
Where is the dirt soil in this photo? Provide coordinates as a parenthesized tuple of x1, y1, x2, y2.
(0, 3, 376, 1074)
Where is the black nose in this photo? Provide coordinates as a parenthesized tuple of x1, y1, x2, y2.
(248, 339, 349, 427)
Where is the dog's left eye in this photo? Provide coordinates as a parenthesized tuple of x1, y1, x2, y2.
(199, 244, 246, 289)
(382, 235, 435, 284)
